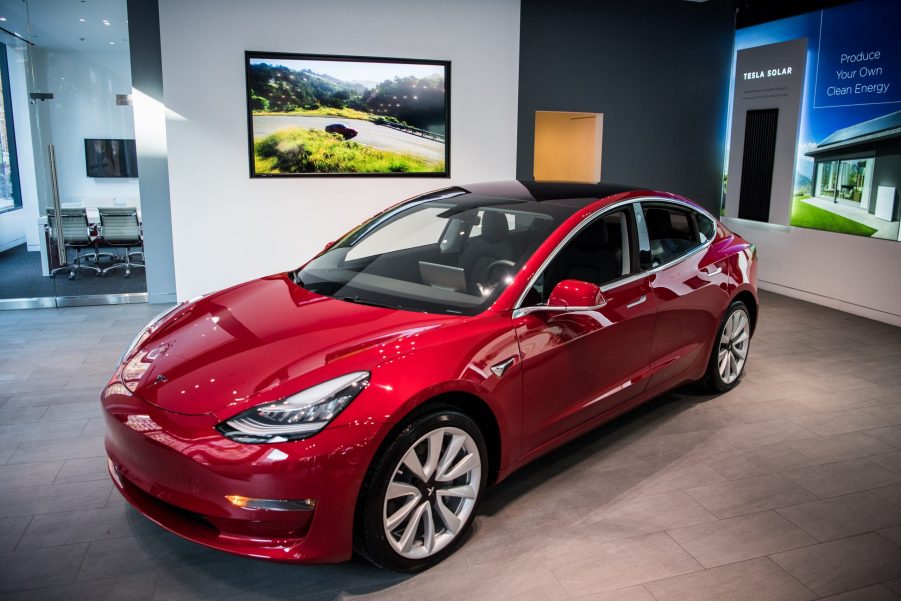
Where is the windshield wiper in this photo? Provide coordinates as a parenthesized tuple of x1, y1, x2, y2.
(336, 295, 398, 310)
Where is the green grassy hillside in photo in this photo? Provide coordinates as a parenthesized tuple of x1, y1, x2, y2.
(790, 195, 878, 237)
(249, 62, 445, 133)
(255, 129, 444, 174)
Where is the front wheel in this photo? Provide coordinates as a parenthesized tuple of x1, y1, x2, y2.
(356, 408, 487, 572)
(705, 300, 751, 392)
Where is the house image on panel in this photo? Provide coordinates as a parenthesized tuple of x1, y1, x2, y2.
(805, 109, 901, 241)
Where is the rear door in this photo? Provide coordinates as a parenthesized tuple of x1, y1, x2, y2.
(636, 202, 730, 390)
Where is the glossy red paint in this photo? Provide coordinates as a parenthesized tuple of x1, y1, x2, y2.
(103, 183, 757, 564)
(547, 279, 605, 308)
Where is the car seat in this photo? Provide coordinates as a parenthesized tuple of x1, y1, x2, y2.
(544, 220, 619, 297)
(460, 211, 516, 294)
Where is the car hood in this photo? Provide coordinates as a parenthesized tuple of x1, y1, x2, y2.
(124, 274, 461, 416)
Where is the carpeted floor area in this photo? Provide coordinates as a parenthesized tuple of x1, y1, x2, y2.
(0, 244, 146, 299)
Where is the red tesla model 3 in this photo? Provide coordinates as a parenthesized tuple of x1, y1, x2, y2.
(103, 181, 757, 571)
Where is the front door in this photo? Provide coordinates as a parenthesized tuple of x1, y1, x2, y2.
(515, 205, 657, 453)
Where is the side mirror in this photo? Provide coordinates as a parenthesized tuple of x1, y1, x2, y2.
(547, 279, 606, 309)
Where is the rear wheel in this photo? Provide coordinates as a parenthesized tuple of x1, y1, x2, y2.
(356, 408, 486, 572)
(705, 300, 751, 392)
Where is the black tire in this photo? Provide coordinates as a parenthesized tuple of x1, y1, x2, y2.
(355, 406, 488, 572)
(705, 300, 751, 392)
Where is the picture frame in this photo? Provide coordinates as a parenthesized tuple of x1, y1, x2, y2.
(245, 51, 451, 178)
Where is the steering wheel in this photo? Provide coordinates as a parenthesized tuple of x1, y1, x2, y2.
(481, 259, 516, 292)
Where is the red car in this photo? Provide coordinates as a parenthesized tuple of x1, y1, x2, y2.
(103, 181, 757, 571)
(325, 123, 358, 140)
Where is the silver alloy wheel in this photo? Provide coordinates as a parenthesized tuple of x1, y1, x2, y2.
(383, 426, 481, 560)
(718, 308, 750, 384)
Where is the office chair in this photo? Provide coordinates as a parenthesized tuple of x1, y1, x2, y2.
(97, 207, 145, 277)
(47, 208, 102, 279)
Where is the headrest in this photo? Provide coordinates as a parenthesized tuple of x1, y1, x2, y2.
(480, 211, 509, 243)
(644, 209, 672, 238)
(572, 220, 608, 252)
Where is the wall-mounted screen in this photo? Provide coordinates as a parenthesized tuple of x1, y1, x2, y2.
(245, 51, 450, 178)
(84, 138, 138, 178)
(724, 0, 900, 242)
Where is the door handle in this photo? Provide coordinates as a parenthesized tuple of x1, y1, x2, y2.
(704, 265, 722, 276)
(626, 295, 647, 309)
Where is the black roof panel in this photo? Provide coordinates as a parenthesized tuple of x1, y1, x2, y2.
(460, 180, 642, 207)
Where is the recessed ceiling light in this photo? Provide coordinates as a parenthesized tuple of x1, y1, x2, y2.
(0, 17, 6, 21)
(79, 18, 85, 22)
(109, 41, 115, 45)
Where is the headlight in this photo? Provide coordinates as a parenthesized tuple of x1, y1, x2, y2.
(217, 372, 370, 444)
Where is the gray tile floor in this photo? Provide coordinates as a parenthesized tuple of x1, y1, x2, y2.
(0, 291, 900, 600)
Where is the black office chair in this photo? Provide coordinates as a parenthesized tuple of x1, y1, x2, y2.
(97, 207, 144, 277)
(47, 208, 101, 279)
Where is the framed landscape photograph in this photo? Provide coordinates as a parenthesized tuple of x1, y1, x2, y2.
(245, 51, 450, 177)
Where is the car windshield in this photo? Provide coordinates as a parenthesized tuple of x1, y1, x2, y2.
(296, 192, 569, 315)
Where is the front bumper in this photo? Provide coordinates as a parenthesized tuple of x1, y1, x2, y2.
(102, 381, 383, 562)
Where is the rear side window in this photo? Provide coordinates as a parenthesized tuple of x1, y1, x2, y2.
(697, 213, 716, 243)
(639, 203, 704, 269)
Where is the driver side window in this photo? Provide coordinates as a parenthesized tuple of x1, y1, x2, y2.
(524, 209, 635, 305)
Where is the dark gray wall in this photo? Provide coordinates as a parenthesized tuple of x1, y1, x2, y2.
(128, 0, 177, 303)
(516, 0, 735, 214)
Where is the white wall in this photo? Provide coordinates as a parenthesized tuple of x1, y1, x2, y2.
(158, 0, 521, 300)
(0, 208, 24, 252)
(724, 218, 901, 326)
(31, 47, 139, 210)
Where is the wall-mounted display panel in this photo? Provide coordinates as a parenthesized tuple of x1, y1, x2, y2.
(245, 52, 450, 178)
(724, 0, 901, 242)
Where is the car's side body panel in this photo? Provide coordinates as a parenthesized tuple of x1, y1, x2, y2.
(645, 240, 732, 389)
(514, 272, 657, 453)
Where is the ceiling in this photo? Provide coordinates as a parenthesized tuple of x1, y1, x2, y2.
(0, 0, 130, 51)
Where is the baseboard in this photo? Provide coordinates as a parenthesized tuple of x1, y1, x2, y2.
(759, 280, 901, 327)
(148, 292, 177, 304)
(0, 237, 25, 253)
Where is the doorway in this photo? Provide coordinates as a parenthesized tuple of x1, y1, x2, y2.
(0, 0, 147, 309)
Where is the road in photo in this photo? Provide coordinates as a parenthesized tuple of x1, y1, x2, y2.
(253, 115, 445, 164)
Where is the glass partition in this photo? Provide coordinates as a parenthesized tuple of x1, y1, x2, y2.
(0, 0, 147, 308)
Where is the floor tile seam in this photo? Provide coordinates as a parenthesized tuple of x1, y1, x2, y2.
(775, 464, 901, 500)
(39, 409, 103, 424)
(787, 442, 901, 465)
(871, 485, 901, 511)
(13, 527, 144, 553)
(665, 509, 821, 567)
(0, 439, 22, 466)
(0, 425, 93, 446)
(0, 541, 92, 594)
(639, 553, 818, 600)
(50, 458, 83, 486)
(5, 449, 107, 466)
(874, 530, 901, 551)
(774, 496, 901, 543)
(7, 514, 33, 553)
(73, 537, 106, 584)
